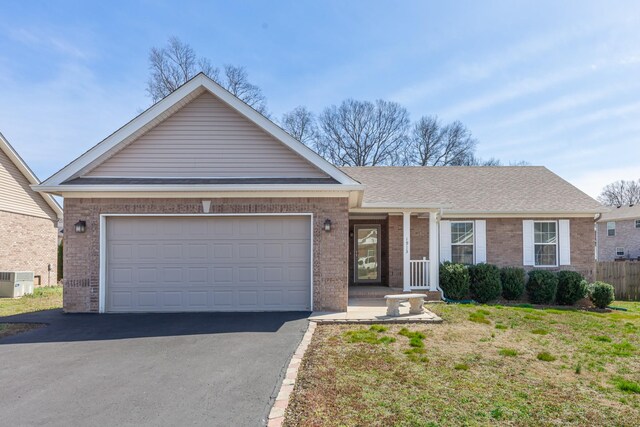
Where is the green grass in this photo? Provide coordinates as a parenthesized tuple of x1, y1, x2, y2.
(614, 377, 640, 394)
(531, 328, 549, 335)
(469, 310, 491, 324)
(499, 348, 518, 357)
(285, 301, 640, 426)
(343, 329, 395, 345)
(0, 286, 63, 317)
(536, 352, 557, 362)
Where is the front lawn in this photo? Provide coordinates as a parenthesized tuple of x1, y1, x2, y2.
(0, 286, 63, 317)
(285, 302, 640, 426)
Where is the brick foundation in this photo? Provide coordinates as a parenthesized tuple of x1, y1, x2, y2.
(63, 197, 349, 313)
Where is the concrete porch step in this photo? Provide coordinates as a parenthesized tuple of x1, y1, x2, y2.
(348, 286, 441, 301)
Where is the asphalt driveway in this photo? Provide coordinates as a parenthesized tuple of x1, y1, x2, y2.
(0, 310, 309, 426)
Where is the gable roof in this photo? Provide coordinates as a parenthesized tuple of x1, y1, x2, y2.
(0, 132, 62, 219)
(36, 73, 360, 190)
(342, 166, 605, 215)
(597, 204, 639, 222)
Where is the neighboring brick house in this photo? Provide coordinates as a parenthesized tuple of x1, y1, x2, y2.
(0, 133, 62, 286)
(34, 73, 605, 313)
(596, 205, 640, 261)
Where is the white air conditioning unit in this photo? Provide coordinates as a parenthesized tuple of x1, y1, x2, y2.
(0, 271, 35, 298)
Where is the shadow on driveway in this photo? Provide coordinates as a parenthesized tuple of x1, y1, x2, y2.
(0, 309, 310, 344)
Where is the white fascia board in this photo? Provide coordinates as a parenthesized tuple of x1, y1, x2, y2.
(0, 132, 63, 218)
(32, 183, 363, 193)
(40, 74, 358, 187)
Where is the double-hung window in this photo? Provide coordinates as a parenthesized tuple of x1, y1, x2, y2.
(534, 221, 557, 267)
(635, 219, 640, 229)
(451, 221, 474, 264)
(616, 247, 625, 257)
(607, 221, 616, 236)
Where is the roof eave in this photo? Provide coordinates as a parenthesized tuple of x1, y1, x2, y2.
(33, 183, 365, 193)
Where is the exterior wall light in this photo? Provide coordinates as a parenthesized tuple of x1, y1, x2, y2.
(74, 220, 86, 233)
(324, 219, 332, 232)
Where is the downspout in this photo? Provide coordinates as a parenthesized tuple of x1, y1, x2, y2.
(594, 213, 602, 261)
(435, 208, 445, 300)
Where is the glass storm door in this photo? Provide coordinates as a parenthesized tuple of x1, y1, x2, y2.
(354, 225, 381, 283)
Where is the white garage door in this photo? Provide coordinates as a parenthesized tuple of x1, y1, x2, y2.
(105, 216, 311, 312)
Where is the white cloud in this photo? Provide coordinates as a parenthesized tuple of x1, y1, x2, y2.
(389, 24, 606, 108)
(8, 27, 93, 59)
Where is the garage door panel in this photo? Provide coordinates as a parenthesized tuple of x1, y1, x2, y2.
(106, 216, 311, 312)
(238, 243, 258, 259)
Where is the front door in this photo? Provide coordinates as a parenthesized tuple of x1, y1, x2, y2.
(354, 225, 381, 284)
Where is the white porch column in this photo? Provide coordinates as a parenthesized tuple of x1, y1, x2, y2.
(429, 210, 439, 292)
(403, 211, 411, 292)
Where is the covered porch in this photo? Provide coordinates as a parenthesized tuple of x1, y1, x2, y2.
(348, 208, 442, 297)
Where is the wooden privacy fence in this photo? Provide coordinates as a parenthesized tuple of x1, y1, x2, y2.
(596, 261, 640, 301)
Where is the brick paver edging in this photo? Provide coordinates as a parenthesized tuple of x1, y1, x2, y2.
(267, 321, 317, 427)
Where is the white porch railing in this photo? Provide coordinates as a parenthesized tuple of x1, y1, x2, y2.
(409, 257, 430, 289)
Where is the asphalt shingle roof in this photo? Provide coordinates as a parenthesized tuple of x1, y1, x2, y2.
(340, 166, 604, 214)
(597, 204, 640, 222)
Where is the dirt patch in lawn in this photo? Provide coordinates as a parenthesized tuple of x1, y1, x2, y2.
(285, 303, 640, 426)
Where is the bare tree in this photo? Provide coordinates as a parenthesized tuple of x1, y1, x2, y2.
(316, 99, 410, 166)
(147, 37, 267, 113)
(220, 65, 267, 114)
(280, 106, 318, 147)
(456, 154, 501, 166)
(598, 179, 640, 206)
(404, 116, 476, 166)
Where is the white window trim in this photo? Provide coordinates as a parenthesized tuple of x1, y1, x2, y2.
(607, 221, 616, 236)
(533, 220, 559, 268)
(615, 247, 625, 257)
(451, 221, 475, 264)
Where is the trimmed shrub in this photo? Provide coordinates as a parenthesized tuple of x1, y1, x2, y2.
(588, 281, 615, 309)
(439, 262, 470, 300)
(526, 270, 558, 304)
(468, 263, 502, 303)
(556, 271, 588, 305)
(500, 267, 525, 300)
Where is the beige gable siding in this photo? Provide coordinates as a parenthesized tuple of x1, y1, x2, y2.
(85, 92, 328, 178)
(0, 148, 56, 219)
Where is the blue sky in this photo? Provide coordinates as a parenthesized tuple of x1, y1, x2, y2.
(1, 0, 639, 198)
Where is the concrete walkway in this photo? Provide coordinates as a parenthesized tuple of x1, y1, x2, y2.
(310, 298, 442, 324)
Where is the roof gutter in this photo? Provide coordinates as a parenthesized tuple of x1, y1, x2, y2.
(32, 183, 365, 193)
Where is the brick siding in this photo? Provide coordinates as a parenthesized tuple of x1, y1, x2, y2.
(63, 197, 349, 313)
(597, 220, 640, 261)
(0, 210, 58, 286)
(483, 217, 595, 280)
